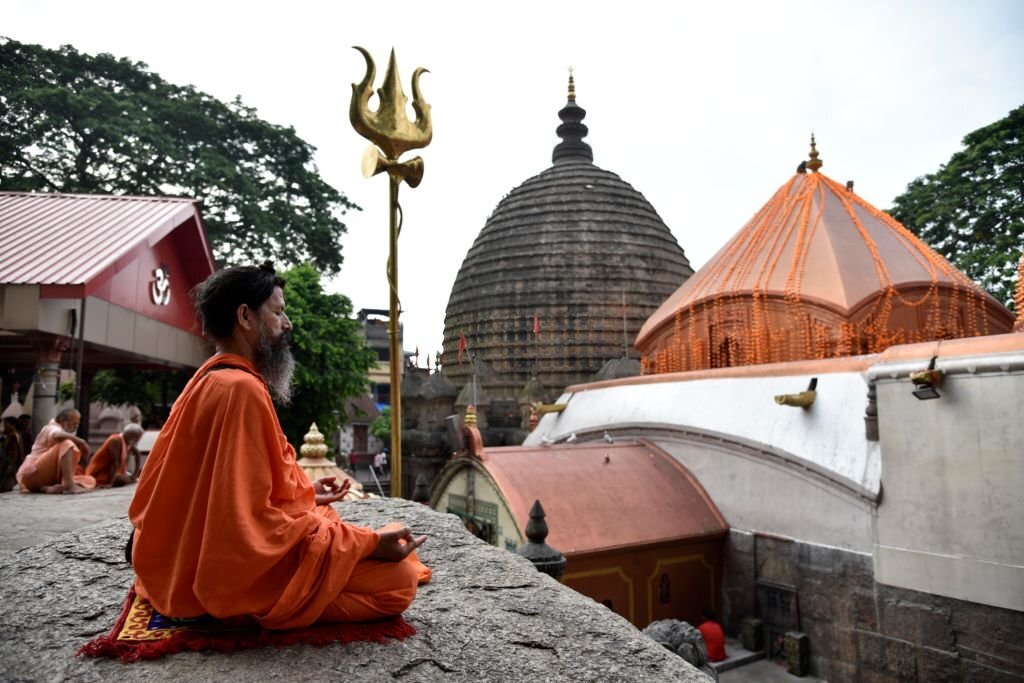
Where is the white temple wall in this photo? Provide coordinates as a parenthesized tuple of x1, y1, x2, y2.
(525, 370, 881, 552)
(658, 436, 876, 553)
(526, 371, 880, 495)
(871, 353, 1024, 612)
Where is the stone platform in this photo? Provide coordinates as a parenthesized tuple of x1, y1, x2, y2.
(0, 493, 709, 682)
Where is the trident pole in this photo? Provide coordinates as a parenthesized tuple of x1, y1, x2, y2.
(349, 46, 432, 500)
(387, 172, 402, 498)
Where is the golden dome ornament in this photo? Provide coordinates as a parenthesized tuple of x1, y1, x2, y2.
(296, 422, 364, 500)
(300, 422, 329, 459)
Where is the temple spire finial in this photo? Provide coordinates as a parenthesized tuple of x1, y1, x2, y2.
(807, 133, 823, 173)
(552, 67, 593, 165)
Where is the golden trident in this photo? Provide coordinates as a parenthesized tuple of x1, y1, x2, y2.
(349, 47, 432, 499)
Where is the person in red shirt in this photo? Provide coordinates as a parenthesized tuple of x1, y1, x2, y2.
(698, 608, 727, 662)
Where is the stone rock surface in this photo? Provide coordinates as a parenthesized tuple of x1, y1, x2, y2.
(643, 619, 719, 681)
(0, 498, 709, 682)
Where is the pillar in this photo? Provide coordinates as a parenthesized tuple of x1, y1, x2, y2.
(32, 345, 62, 436)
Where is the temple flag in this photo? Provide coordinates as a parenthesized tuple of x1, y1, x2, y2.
(458, 331, 468, 365)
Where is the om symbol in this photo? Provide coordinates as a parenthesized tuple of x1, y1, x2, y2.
(151, 266, 171, 306)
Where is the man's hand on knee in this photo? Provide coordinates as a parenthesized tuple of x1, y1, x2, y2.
(370, 526, 426, 562)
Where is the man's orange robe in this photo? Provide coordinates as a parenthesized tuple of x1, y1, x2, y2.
(129, 354, 429, 630)
(85, 433, 127, 486)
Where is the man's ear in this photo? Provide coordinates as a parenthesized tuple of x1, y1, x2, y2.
(236, 303, 254, 331)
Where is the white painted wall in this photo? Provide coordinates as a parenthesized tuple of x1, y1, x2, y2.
(872, 352, 1024, 611)
(660, 437, 876, 553)
(526, 371, 880, 495)
(524, 369, 880, 553)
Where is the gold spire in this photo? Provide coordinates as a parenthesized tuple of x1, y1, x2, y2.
(807, 133, 823, 173)
(567, 65, 575, 102)
(300, 422, 328, 459)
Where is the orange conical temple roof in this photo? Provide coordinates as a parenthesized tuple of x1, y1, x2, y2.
(638, 169, 1014, 373)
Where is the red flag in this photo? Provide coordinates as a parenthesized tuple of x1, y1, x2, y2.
(458, 331, 468, 365)
(533, 314, 540, 335)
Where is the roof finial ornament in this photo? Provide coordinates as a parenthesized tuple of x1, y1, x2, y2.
(553, 66, 593, 165)
(807, 133, 823, 173)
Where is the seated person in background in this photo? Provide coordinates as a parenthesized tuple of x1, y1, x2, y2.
(698, 608, 727, 662)
(1, 417, 28, 492)
(129, 261, 429, 630)
(17, 414, 33, 448)
(16, 408, 96, 494)
(86, 423, 144, 487)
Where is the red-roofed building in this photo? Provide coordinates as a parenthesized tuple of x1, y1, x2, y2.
(0, 192, 216, 433)
(430, 439, 729, 628)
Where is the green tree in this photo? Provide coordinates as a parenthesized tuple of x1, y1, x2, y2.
(0, 37, 358, 275)
(369, 407, 392, 443)
(278, 264, 376, 448)
(90, 368, 191, 425)
(890, 104, 1024, 311)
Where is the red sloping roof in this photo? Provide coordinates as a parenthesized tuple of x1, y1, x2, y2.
(0, 192, 215, 287)
(482, 440, 727, 556)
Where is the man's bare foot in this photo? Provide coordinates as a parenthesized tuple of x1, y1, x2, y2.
(62, 483, 90, 494)
(40, 484, 64, 494)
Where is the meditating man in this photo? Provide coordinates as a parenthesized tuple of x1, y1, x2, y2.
(85, 423, 144, 487)
(129, 262, 429, 630)
(16, 408, 96, 493)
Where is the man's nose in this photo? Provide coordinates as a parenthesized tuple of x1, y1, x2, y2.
(282, 314, 292, 331)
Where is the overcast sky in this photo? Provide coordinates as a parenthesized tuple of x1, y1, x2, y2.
(6, 0, 1024, 362)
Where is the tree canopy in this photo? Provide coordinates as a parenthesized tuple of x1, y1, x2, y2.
(890, 104, 1024, 311)
(90, 368, 190, 427)
(0, 37, 358, 275)
(278, 263, 377, 449)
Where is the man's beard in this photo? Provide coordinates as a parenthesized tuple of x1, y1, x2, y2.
(254, 324, 295, 405)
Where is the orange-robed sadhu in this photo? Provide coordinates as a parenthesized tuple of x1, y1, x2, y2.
(85, 432, 127, 486)
(129, 353, 430, 630)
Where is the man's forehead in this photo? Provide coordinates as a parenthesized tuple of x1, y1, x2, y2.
(263, 287, 286, 307)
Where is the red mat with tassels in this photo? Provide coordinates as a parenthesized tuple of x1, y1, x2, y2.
(78, 586, 416, 663)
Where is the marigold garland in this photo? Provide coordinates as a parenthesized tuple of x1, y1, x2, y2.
(1015, 251, 1024, 332)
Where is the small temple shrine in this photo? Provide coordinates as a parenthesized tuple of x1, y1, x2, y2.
(637, 138, 1015, 373)
(430, 421, 728, 629)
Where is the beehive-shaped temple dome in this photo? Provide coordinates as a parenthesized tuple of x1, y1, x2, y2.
(443, 75, 693, 399)
(637, 139, 1015, 373)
